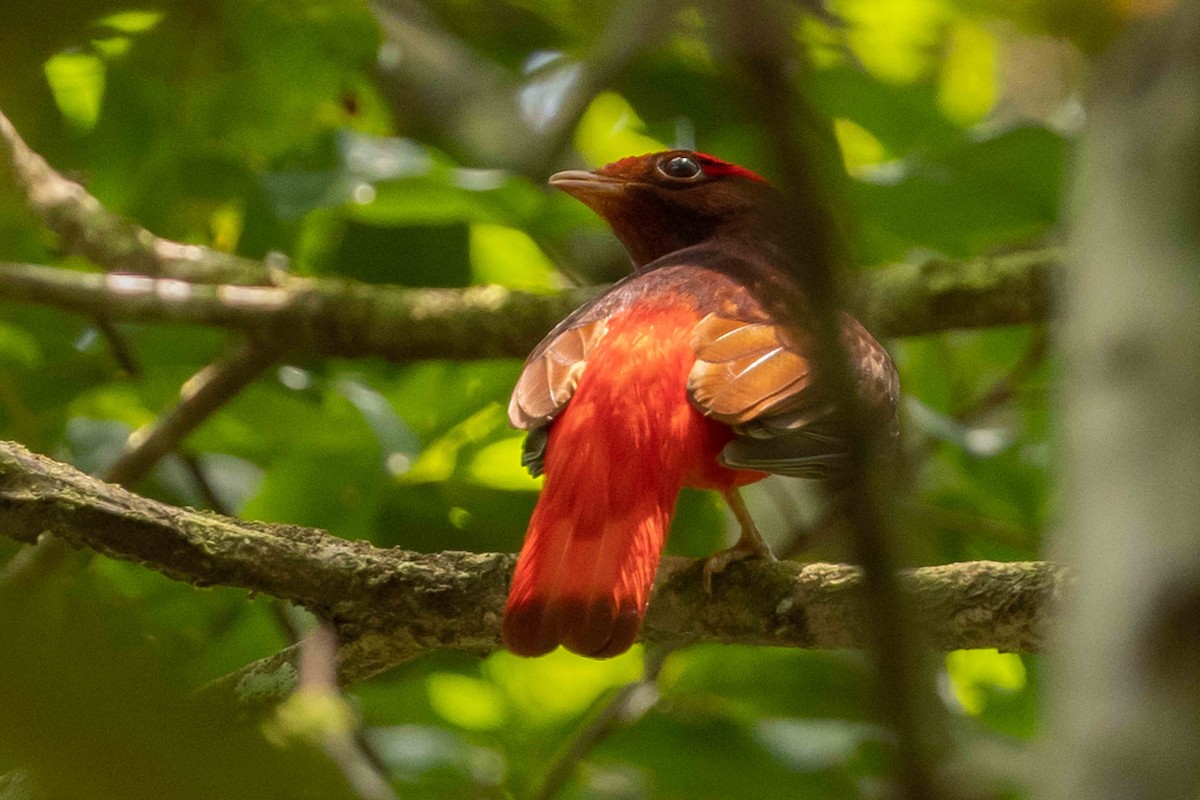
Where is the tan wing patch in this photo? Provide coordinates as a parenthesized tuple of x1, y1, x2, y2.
(687, 313, 812, 425)
(509, 319, 608, 429)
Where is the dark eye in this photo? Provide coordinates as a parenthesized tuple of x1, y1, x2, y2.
(657, 155, 703, 181)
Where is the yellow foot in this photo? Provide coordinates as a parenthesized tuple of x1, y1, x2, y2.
(703, 488, 776, 594)
(702, 537, 775, 594)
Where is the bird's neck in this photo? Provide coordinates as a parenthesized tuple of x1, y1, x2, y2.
(615, 208, 792, 273)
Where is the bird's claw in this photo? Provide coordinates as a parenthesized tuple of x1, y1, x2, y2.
(702, 539, 776, 595)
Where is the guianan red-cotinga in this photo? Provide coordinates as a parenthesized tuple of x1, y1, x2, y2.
(503, 151, 898, 659)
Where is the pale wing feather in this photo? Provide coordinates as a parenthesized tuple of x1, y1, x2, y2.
(687, 314, 813, 424)
(688, 312, 897, 480)
(508, 318, 608, 429)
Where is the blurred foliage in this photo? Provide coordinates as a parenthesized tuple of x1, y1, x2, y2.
(0, 0, 1123, 796)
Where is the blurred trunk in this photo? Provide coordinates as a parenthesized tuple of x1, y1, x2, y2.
(1048, 2, 1200, 798)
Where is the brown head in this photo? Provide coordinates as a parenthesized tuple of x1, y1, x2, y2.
(550, 151, 787, 269)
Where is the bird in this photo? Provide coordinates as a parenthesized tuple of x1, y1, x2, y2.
(502, 150, 898, 658)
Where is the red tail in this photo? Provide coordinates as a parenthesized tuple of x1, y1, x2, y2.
(503, 302, 736, 658)
(502, 465, 677, 658)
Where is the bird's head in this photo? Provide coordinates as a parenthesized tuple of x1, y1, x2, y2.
(550, 150, 785, 269)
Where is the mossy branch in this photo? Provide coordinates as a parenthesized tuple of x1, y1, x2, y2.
(1, 439, 1065, 703)
(2, 104, 1055, 360)
(0, 110, 271, 285)
(0, 248, 1056, 363)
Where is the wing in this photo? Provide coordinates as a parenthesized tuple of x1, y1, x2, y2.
(507, 315, 607, 477)
(508, 317, 608, 430)
(689, 311, 897, 479)
(507, 261, 725, 474)
(508, 273, 642, 477)
(507, 253, 744, 433)
(507, 250, 898, 481)
(687, 312, 818, 425)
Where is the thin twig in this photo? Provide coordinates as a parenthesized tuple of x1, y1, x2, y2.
(0, 339, 281, 586)
(102, 339, 281, 487)
(533, 647, 671, 800)
(93, 316, 142, 376)
(713, 2, 940, 796)
(293, 621, 399, 800)
(955, 329, 1049, 422)
(180, 454, 233, 515)
(0, 537, 72, 589)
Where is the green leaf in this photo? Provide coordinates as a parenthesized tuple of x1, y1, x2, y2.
(852, 126, 1067, 261)
(0, 322, 43, 370)
(470, 223, 564, 291)
(44, 51, 106, 132)
(661, 646, 873, 721)
(426, 673, 510, 731)
(0, 579, 356, 800)
(485, 647, 644, 729)
(573, 91, 668, 167)
(945, 649, 1027, 715)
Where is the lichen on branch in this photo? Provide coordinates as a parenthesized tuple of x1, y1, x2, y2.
(0, 440, 1065, 693)
(0, 247, 1056, 363)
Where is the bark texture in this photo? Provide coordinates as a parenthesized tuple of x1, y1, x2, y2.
(1, 440, 1064, 702)
(1047, 4, 1200, 799)
(0, 249, 1055, 362)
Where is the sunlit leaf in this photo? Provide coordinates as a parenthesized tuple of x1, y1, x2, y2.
(95, 10, 165, 35)
(937, 19, 998, 124)
(427, 673, 509, 731)
(0, 322, 42, 370)
(44, 51, 105, 131)
(401, 404, 509, 485)
(485, 647, 643, 728)
(462, 435, 542, 492)
(945, 649, 1028, 715)
(833, 117, 889, 175)
(574, 92, 668, 168)
(832, 0, 952, 84)
(470, 223, 564, 292)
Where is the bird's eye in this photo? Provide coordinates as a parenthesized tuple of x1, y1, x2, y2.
(657, 155, 703, 181)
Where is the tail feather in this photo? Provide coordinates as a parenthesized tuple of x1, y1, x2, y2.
(502, 301, 744, 658)
(503, 491, 674, 658)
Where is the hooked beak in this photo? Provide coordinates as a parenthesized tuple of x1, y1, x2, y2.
(548, 170, 627, 201)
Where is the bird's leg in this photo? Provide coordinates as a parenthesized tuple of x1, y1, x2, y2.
(703, 488, 776, 594)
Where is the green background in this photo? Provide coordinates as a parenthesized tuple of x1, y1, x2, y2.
(0, 0, 1121, 796)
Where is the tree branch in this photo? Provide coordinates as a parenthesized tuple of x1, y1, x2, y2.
(1, 339, 282, 586)
(0, 261, 596, 361)
(0, 440, 1065, 698)
(716, 3, 941, 796)
(0, 109, 272, 285)
(1, 102, 1056, 362)
(0, 248, 1056, 362)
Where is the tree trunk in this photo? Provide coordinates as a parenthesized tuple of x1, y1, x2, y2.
(1048, 3, 1200, 798)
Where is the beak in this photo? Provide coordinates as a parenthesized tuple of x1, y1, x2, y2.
(548, 170, 626, 200)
